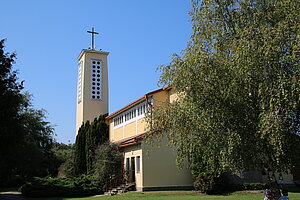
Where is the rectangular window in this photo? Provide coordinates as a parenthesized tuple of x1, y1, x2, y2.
(136, 156, 140, 173)
(126, 158, 130, 171)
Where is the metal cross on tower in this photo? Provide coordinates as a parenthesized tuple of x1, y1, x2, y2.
(87, 27, 99, 50)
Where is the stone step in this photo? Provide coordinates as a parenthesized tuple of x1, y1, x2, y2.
(104, 192, 111, 196)
(104, 183, 134, 196)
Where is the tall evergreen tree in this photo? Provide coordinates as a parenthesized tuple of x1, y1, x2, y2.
(86, 119, 99, 174)
(97, 114, 109, 145)
(75, 114, 109, 175)
(74, 122, 88, 175)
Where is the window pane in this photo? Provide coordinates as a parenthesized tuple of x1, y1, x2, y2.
(126, 158, 130, 171)
(136, 156, 140, 173)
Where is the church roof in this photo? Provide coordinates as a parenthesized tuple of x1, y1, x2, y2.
(77, 49, 109, 60)
(106, 88, 164, 120)
(114, 129, 160, 148)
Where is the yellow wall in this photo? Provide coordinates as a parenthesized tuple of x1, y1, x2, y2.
(119, 137, 193, 191)
(124, 122, 136, 138)
(76, 102, 84, 134)
(168, 88, 178, 103)
(137, 118, 147, 134)
(113, 127, 123, 142)
(152, 90, 168, 108)
(141, 137, 194, 189)
(109, 119, 114, 141)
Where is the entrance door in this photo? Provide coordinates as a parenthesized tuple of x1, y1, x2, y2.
(129, 157, 135, 183)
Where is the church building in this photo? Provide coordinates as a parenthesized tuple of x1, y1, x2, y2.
(75, 30, 194, 191)
(75, 30, 295, 191)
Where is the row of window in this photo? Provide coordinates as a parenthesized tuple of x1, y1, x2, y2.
(125, 109, 136, 121)
(113, 102, 148, 127)
(125, 156, 140, 173)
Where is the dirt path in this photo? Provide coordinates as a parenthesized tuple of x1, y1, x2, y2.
(0, 189, 24, 200)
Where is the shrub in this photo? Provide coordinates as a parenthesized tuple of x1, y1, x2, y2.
(194, 173, 235, 194)
(239, 182, 266, 190)
(53, 143, 75, 178)
(93, 143, 123, 190)
(20, 175, 102, 197)
(194, 173, 266, 194)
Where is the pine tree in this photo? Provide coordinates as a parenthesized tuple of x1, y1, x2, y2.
(86, 115, 109, 174)
(74, 122, 88, 175)
(75, 114, 109, 175)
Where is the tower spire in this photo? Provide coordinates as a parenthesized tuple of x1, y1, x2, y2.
(87, 27, 99, 50)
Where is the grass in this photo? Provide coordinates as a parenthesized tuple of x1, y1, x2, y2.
(24, 190, 300, 200)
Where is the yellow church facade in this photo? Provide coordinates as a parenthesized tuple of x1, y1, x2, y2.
(106, 87, 194, 191)
(76, 48, 194, 191)
(75, 44, 295, 191)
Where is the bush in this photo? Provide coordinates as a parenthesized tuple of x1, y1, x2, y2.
(239, 182, 266, 190)
(194, 173, 235, 194)
(53, 143, 75, 178)
(194, 173, 266, 194)
(20, 175, 102, 197)
(93, 143, 123, 190)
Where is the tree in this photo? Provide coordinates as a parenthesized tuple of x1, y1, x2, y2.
(0, 39, 24, 184)
(151, 0, 300, 193)
(53, 142, 75, 178)
(0, 39, 56, 186)
(74, 122, 88, 175)
(93, 143, 123, 190)
(74, 114, 109, 176)
(86, 115, 109, 173)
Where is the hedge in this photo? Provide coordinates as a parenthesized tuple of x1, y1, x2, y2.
(239, 182, 266, 190)
(20, 175, 103, 197)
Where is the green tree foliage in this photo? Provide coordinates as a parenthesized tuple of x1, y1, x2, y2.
(18, 95, 58, 178)
(74, 115, 109, 176)
(0, 39, 56, 185)
(0, 39, 24, 184)
(151, 0, 300, 193)
(52, 142, 75, 178)
(75, 122, 89, 175)
(86, 115, 109, 173)
(93, 143, 123, 190)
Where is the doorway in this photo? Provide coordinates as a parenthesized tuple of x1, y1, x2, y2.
(128, 157, 135, 183)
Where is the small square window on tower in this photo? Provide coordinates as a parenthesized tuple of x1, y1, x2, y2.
(90, 59, 102, 100)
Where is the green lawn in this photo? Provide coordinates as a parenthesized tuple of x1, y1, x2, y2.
(25, 191, 300, 200)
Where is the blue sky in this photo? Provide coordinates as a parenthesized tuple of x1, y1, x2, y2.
(1, 0, 192, 144)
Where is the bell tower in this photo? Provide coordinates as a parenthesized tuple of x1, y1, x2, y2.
(76, 28, 109, 134)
